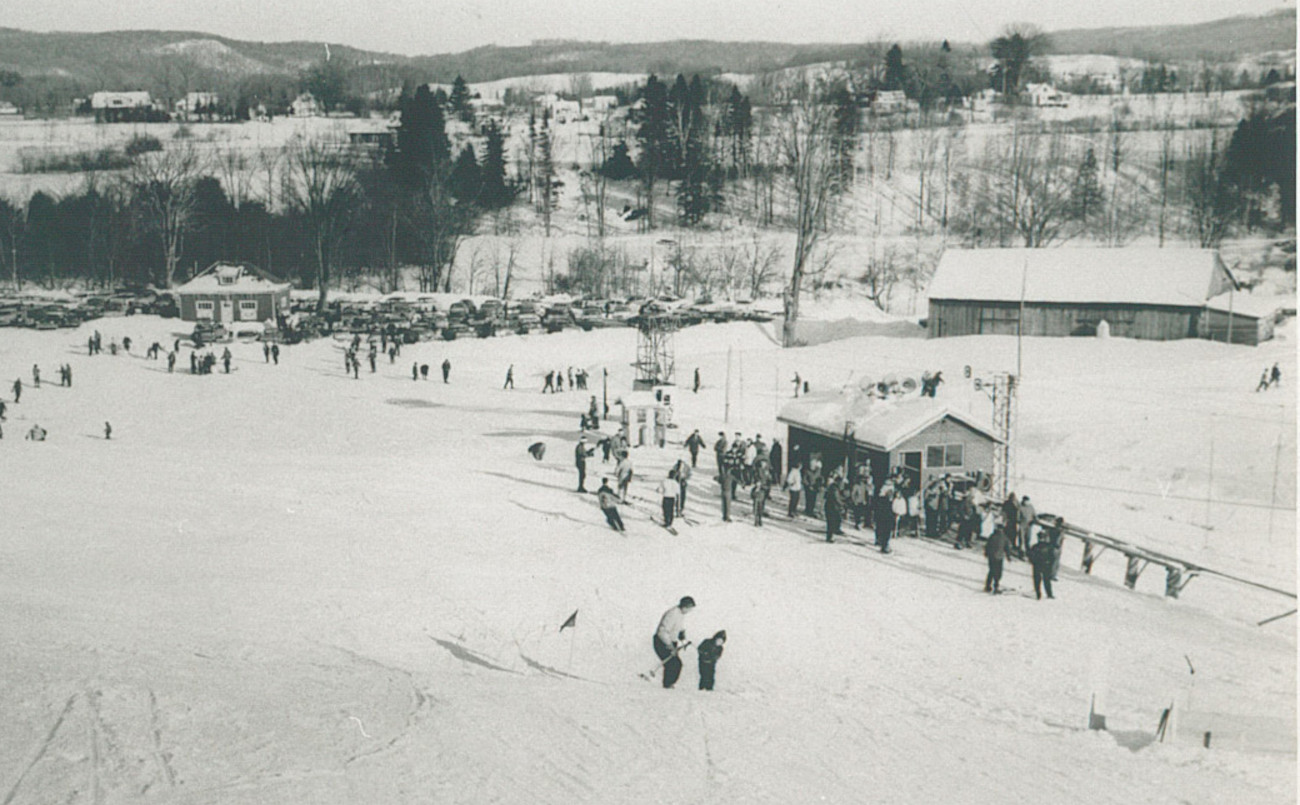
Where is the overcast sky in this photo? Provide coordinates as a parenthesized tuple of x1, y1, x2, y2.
(6, 0, 1293, 55)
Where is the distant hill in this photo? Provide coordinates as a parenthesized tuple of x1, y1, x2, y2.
(1046, 8, 1296, 62)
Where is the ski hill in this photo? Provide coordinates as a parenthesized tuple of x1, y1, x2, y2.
(0, 315, 1294, 803)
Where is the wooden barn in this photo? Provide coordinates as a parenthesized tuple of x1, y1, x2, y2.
(927, 248, 1237, 341)
(1200, 291, 1282, 346)
(778, 393, 1001, 491)
(176, 263, 291, 324)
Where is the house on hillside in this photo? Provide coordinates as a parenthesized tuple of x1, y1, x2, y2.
(1024, 83, 1069, 108)
(291, 93, 321, 118)
(588, 95, 619, 112)
(176, 263, 291, 324)
(0, 101, 19, 117)
(90, 91, 156, 122)
(175, 92, 220, 120)
(778, 394, 1000, 491)
(926, 248, 1240, 341)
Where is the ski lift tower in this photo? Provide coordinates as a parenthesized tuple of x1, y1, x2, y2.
(968, 367, 1018, 500)
(633, 313, 678, 391)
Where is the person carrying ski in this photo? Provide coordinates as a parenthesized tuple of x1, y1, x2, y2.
(575, 435, 594, 492)
(1027, 532, 1058, 599)
(697, 631, 726, 691)
(657, 472, 677, 528)
(984, 524, 1011, 593)
(441, 359, 451, 383)
(653, 597, 695, 689)
(597, 478, 625, 532)
(685, 429, 705, 467)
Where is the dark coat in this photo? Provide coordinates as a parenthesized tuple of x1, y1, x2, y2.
(1027, 540, 1057, 569)
(985, 529, 1011, 560)
(698, 636, 725, 666)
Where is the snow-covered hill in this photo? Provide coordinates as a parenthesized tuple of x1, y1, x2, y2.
(0, 317, 1293, 803)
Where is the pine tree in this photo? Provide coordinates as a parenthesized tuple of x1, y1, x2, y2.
(884, 44, 907, 92)
(449, 144, 482, 204)
(1071, 147, 1105, 233)
(394, 84, 450, 190)
(636, 75, 671, 228)
(449, 75, 474, 124)
(600, 141, 637, 180)
(479, 120, 511, 209)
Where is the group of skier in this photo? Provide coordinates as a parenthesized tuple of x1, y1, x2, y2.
(542, 366, 590, 393)
(1255, 362, 1282, 391)
(651, 596, 726, 691)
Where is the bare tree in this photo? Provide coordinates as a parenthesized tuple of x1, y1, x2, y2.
(122, 141, 204, 287)
(777, 87, 839, 347)
(742, 231, 783, 300)
(407, 175, 473, 293)
(281, 137, 361, 311)
(215, 147, 252, 210)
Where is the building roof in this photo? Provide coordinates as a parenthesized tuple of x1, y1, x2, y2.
(175, 263, 290, 295)
(928, 248, 1234, 307)
(1204, 290, 1288, 318)
(778, 393, 1001, 451)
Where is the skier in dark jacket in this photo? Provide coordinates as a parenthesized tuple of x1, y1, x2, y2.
(984, 525, 1011, 593)
(597, 479, 625, 532)
(824, 476, 846, 542)
(1027, 532, 1057, 599)
(697, 630, 726, 691)
(441, 359, 451, 383)
(575, 436, 593, 492)
(685, 429, 705, 467)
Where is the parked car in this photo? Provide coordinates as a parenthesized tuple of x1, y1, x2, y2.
(192, 321, 229, 345)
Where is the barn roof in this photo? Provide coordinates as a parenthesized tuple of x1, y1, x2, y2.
(928, 248, 1234, 307)
(175, 263, 290, 295)
(778, 393, 1000, 452)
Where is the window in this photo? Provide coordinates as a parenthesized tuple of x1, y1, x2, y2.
(239, 300, 258, 320)
(195, 300, 214, 320)
(926, 443, 963, 468)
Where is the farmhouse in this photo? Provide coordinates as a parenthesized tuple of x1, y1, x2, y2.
(291, 93, 321, 117)
(175, 92, 220, 119)
(926, 248, 1239, 341)
(90, 91, 155, 122)
(1024, 82, 1069, 107)
(778, 393, 1000, 491)
(175, 263, 291, 324)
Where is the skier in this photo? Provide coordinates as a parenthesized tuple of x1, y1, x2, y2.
(1256, 368, 1271, 392)
(784, 463, 803, 518)
(824, 475, 846, 542)
(693, 367, 700, 393)
(104, 421, 112, 441)
(12, 378, 21, 403)
(1270, 363, 1282, 388)
(263, 343, 271, 363)
(575, 435, 594, 492)
(596, 478, 625, 533)
(420, 364, 429, 380)
(653, 597, 695, 689)
(769, 438, 783, 481)
(792, 372, 801, 397)
(615, 454, 634, 502)
(222, 348, 232, 374)
(543, 370, 555, 393)
(984, 524, 1011, 593)
(504, 365, 515, 389)
(1027, 532, 1058, 599)
(684, 429, 705, 467)
(697, 631, 726, 691)
(657, 472, 677, 528)
(271, 344, 280, 365)
(32, 365, 40, 388)
(167, 352, 176, 373)
(442, 359, 451, 383)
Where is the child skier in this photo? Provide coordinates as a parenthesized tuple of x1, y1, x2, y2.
(697, 630, 726, 691)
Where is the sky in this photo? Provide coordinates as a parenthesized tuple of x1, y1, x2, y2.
(4, 0, 1294, 55)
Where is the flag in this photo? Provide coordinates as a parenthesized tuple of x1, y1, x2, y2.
(559, 609, 578, 632)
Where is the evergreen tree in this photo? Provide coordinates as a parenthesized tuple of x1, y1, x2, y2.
(600, 141, 638, 180)
(829, 85, 859, 196)
(449, 144, 482, 205)
(1071, 147, 1105, 232)
(884, 44, 907, 92)
(636, 75, 671, 228)
(394, 84, 450, 189)
(479, 120, 512, 209)
(449, 75, 474, 124)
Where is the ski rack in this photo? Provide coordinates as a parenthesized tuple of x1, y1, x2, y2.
(1038, 515, 1297, 601)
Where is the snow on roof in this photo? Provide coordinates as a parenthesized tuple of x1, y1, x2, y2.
(1204, 291, 1288, 318)
(778, 392, 1000, 451)
(928, 248, 1232, 307)
(175, 263, 290, 295)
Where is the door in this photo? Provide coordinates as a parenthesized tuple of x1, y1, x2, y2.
(220, 300, 233, 322)
(899, 451, 922, 490)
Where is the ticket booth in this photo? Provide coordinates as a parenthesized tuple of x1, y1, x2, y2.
(616, 391, 671, 448)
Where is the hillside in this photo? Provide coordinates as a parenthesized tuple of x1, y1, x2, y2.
(1046, 8, 1296, 62)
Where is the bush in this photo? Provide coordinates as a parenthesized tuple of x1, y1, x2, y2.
(17, 147, 132, 173)
(124, 134, 163, 157)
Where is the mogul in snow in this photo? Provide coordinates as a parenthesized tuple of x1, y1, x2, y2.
(653, 596, 695, 689)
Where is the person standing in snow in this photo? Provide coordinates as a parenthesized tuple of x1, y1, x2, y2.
(1027, 532, 1057, 599)
(1256, 368, 1271, 392)
(769, 438, 783, 481)
(671, 456, 691, 515)
(596, 478, 625, 533)
(412, 362, 419, 381)
(713, 431, 728, 473)
(615, 454, 634, 502)
(12, 378, 21, 403)
(1018, 496, 1037, 558)
(441, 359, 451, 383)
(875, 479, 898, 553)
(657, 472, 677, 528)
(104, 422, 112, 441)
(984, 524, 1011, 593)
(32, 365, 40, 388)
(575, 435, 594, 492)
(1001, 492, 1021, 557)
(1042, 515, 1065, 581)
(222, 348, 232, 374)
(1270, 363, 1282, 388)
(685, 429, 704, 467)
(784, 463, 803, 518)
(752, 458, 771, 526)
(792, 372, 801, 397)
(653, 597, 695, 689)
(543, 370, 555, 393)
(167, 351, 176, 373)
(850, 474, 871, 530)
(271, 344, 280, 365)
(824, 474, 846, 542)
(697, 631, 726, 691)
(263, 343, 271, 363)
(504, 365, 514, 389)
(420, 363, 429, 380)
(693, 367, 700, 393)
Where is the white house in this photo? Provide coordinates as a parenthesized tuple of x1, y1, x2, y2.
(291, 92, 321, 117)
(1024, 83, 1069, 108)
(588, 95, 619, 112)
(90, 91, 153, 111)
(175, 91, 220, 118)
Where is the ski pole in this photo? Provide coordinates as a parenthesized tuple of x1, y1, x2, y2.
(639, 640, 692, 680)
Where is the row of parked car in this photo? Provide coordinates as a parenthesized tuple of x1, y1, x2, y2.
(0, 289, 179, 330)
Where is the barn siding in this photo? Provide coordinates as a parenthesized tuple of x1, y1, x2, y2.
(929, 300, 1202, 341)
(1201, 308, 1270, 346)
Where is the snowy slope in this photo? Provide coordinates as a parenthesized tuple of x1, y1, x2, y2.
(0, 318, 1294, 803)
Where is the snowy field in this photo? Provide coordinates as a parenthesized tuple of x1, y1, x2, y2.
(0, 316, 1295, 803)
